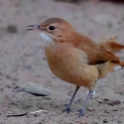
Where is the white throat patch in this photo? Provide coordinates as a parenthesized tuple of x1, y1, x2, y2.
(40, 32, 53, 42)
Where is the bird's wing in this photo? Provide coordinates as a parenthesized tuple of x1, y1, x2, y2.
(90, 45, 120, 64)
(73, 33, 120, 65)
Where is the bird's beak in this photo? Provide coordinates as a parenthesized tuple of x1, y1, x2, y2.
(26, 25, 41, 31)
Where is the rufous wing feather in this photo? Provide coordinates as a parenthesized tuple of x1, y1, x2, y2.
(89, 46, 120, 64)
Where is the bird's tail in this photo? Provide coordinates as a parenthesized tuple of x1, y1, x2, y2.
(100, 36, 124, 52)
(119, 61, 124, 67)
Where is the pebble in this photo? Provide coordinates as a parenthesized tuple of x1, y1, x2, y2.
(6, 25, 18, 33)
(108, 100, 121, 106)
(22, 84, 51, 96)
(103, 119, 108, 123)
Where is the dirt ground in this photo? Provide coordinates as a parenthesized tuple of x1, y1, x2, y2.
(0, 0, 124, 124)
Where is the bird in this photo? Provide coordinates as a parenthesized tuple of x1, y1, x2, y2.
(26, 18, 124, 117)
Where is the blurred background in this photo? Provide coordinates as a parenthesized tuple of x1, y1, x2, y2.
(0, 0, 124, 124)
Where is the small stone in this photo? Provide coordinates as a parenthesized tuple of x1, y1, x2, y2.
(108, 100, 121, 106)
(6, 112, 27, 117)
(113, 100, 121, 105)
(6, 25, 18, 33)
(97, 100, 103, 104)
(87, 107, 95, 112)
(22, 84, 51, 96)
(103, 98, 110, 102)
(103, 119, 108, 123)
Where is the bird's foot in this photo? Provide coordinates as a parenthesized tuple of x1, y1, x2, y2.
(78, 109, 85, 118)
(63, 107, 71, 113)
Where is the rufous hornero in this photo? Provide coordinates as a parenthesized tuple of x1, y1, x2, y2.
(26, 18, 124, 117)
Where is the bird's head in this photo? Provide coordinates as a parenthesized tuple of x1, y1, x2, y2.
(27, 18, 76, 43)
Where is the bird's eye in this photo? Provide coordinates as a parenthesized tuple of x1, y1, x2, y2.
(49, 26, 55, 30)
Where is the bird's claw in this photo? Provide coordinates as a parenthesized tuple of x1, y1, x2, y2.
(78, 109, 85, 118)
(63, 107, 71, 113)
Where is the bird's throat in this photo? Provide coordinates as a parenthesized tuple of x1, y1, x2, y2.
(40, 32, 53, 43)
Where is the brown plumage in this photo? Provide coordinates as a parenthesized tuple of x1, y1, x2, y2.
(99, 36, 124, 52)
(45, 42, 99, 89)
(27, 18, 124, 117)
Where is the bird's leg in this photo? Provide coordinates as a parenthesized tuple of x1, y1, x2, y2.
(64, 86, 80, 113)
(78, 90, 93, 117)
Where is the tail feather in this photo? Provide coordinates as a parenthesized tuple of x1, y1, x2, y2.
(119, 61, 124, 66)
(100, 36, 124, 52)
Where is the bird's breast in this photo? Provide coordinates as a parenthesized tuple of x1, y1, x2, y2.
(44, 43, 99, 88)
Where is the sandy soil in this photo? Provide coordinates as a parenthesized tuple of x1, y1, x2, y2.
(0, 0, 124, 123)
